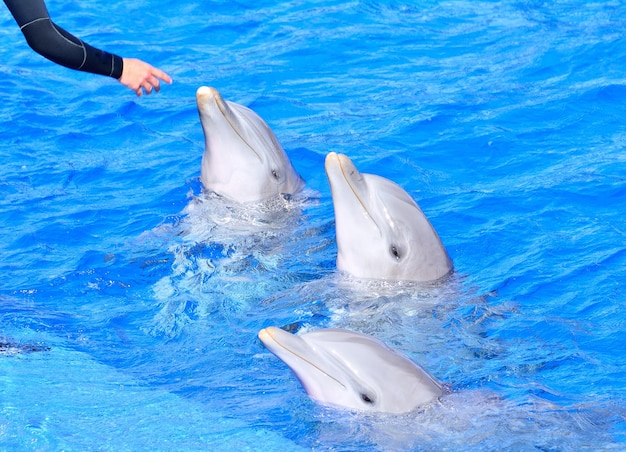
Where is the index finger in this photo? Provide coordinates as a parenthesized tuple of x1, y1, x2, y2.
(151, 68, 172, 84)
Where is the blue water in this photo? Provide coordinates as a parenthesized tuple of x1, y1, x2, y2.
(1, 0, 626, 450)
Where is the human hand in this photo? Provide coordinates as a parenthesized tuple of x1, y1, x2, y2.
(118, 58, 172, 96)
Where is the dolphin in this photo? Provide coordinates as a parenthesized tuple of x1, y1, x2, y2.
(324, 152, 453, 282)
(0, 337, 50, 355)
(196, 86, 305, 203)
(258, 326, 444, 414)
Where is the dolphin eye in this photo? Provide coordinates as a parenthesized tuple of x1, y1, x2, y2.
(360, 393, 375, 404)
(390, 245, 401, 260)
(271, 169, 280, 180)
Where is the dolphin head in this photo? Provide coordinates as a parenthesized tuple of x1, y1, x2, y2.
(196, 86, 304, 203)
(324, 152, 453, 282)
(259, 326, 443, 414)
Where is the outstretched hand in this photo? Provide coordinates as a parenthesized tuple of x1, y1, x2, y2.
(118, 57, 172, 96)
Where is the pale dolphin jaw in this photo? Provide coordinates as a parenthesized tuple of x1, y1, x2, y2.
(259, 326, 444, 414)
(196, 86, 304, 203)
(325, 152, 453, 282)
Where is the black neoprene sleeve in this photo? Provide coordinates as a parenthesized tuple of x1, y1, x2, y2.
(3, 0, 123, 79)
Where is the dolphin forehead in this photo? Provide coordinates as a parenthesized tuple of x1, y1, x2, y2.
(301, 329, 434, 382)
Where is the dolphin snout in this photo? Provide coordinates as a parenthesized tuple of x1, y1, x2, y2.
(258, 327, 273, 342)
(196, 86, 231, 122)
(196, 86, 220, 103)
(325, 152, 358, 178)
(325, 152, 339, 165)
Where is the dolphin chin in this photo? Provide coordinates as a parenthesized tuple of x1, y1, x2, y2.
(259, 326, 443, 414)
(196, 86, 304, 203)
(324, 152, 453, 282)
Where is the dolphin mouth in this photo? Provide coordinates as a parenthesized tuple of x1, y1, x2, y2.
(259, 327, 347, 390)
(325, 152, 382, 235)
(197, 86, 263, 162)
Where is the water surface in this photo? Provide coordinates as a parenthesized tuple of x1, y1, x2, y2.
(1, 0, 625, 450)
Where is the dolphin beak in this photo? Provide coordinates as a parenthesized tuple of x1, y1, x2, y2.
(196, 86, 233, 120)
(196, 85, 217, 100)
(195, 86, 218, 107)
(325, 152, 368, 205)
(259, 327, 347, 390)
(325, 152, 362, 199)
(324, 152, 340, 196)
(196, 86, 263, 162)
(258, 327, 278, 345)
(325, 152, 381, 235)
(259, 327, 312, 360)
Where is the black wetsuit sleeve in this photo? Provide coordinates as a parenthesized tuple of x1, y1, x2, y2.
(3, 0, 123, 79)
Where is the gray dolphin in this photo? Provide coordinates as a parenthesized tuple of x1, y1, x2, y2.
(196, 86, 304, 203)
(325, 152, 453, 282)
(259, 326, 444, 414)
